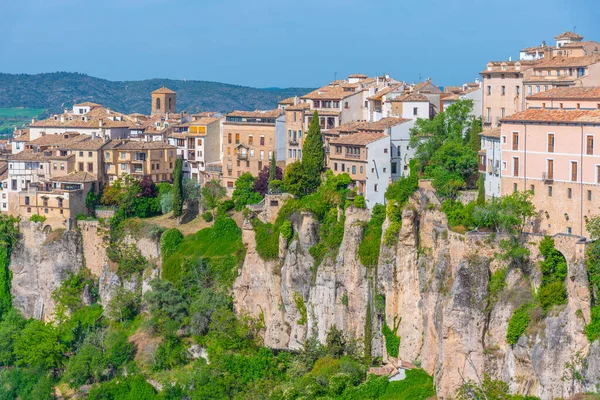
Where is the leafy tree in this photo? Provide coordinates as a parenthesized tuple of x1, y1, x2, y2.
(189, 289, 232, 336)
(283, 161, 307, 197)
(201, 180, 226, 212)
(0, 309, 26, 366)
(139, 175, 157, 197)
(144, 279, 188, 330)
(301, 111, 325, 192)
(86, 189, 99, 216)
(107, 287, 141, 322)
(0, 215, 19, 317)
(182, 178, 201, 206)
(14, 320, 66, 369)
(269, 151, 277, 183)
(232, 173, 262, 211)
(254, 164, 283, 196)
(172, 158, 183, 217)
(63, 341, 106, 387)
(425, 141, 478, 199)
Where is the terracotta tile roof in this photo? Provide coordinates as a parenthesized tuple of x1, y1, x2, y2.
(192, 112, 220, 118)
(348, 73, 368, 79)
(278, 97, 296, 105)
(8, 151, 72, 162)
(501, 109, 600, 124)
(480, 127, 501, 138)
(285, 103, 311, 111)
(367, 84, 403, 100)
(30, 107, 134, 129)
(442, 94, 460, 102)
(103, 140, 177, 150)
(561, 41, 599, 49)
(13, 133, 30, 142)
(29, 133, 86, 147)
(521, 45, 545, 53)
(301, 85, 361, 100)
(555, 31, 583, 41)
(533, 54, 600, 68)
(63, 137, 107, 151)
(325, 117, 410, 135)
(392, 92, 429, 102)
(226, 109, 282, 119)
(527, 86, 600, 100)
(73, 102, 102, 108)
(152, 86, 176, 94)
(480, 60, 539, 74)
(190, 116, 222, 126)
(50, 171, 98, 183)
(330, 132, 387, 146)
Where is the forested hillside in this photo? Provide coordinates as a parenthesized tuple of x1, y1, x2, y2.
(0, 72, 312, 115)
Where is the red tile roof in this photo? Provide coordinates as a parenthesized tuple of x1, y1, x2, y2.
(501, 109, 600, 124)
(526, 86, 600, 100)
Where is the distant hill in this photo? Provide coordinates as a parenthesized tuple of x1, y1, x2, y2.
(0, 72, 313, 115)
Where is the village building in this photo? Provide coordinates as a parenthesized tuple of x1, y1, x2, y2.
(478, 127, 501, 198)
(102, 140, 177, 184)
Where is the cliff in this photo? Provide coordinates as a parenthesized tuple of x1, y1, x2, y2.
(233, 187, 600, 399)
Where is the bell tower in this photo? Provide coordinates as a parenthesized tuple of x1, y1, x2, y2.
(151, 87, 176, 115)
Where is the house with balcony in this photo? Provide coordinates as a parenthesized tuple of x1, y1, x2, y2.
(103, 140, 177, 184)
(328, 132, 391, 208)
(222, 110, 281, 189)
(500, 89, 600, 237)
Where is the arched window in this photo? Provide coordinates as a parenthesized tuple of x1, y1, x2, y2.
(156, 97, 161, 111)
(168, 97, 172, 110)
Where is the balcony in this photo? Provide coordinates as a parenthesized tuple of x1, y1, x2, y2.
(542, 172, 553, 184)
(237, 153, 248, 160)
(345, 153, 361, 159)
(289, 139, 299, 146)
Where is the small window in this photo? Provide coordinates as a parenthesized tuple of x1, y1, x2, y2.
(334, 163, 338, 171)
(567, 227, 572, 235)
(513, 183, 517, 193)
(530, 184, 535, 193)
(413, 107, 418, 116)
(374, 184, 378, 192)
(384, 148, 388, 153)
(548, 186, 553, 197)
(588, 190, 592, 201)
(568, 188, 572, 198)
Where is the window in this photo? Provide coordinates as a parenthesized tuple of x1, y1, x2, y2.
(578, 67, 585, 77)
(502, 161, 507, 170)
(571, 161, 578, 181)
(527, 86, 532, 95)
(288, 149, 292, 158)
(250, 149, 255, 157)
(341, 163, 345, 172)
(24, 196, 30, 205)
(502, 136, 506, 144)
(587, 136, 594, 155)
(227, 181, 234, 188)
(516, 86, 520, 96)
(156, 97, 161, 111)
(60, 163, 65, 171)
(87, 163, 93, 172)
(79, 151, 83, 157)
(384, 148, 388, 154)
(536, 86, 540, 94)
(344, 102, 349, 109)
(547, 159, 554, 180)
(106, 152, 110, 159)
(352, 165, 356, 174)
(53, 163, 57, 170)
(512, 132, 519, 150)
(487, 86, 491, 95)
(501, 108, 505, 118)
(513, 183, 518, 193)
(597, 165, 600, 183)
(120, 152, 126, 159)
(568, 188, 573, 198)
(588, 190, 592, 201)
(374, 184, 379, 192)
(78, 162, 84, 171)
(513, 157, 519, 176)
(486, 108, 491, 123)
(235, 133, 240, 144)
(293, 112, 297, 122)
(413, 107, 418, 116)
(360, 166, 363, 173)
(299, 130, 302, 138)
(547, 134, 555, 152)
(334, 163, 338, 171)
(121, 163, 126, 171)
(501, 86, 506, 95)
(544, 85, 548, 92)
(260, 150, 264, 160)
(530, 184, 535, 193)
(567, 227, 572, 235)
(548, 186, 553, 197)
(88, 152, 92, 157)
(248, 135, 253, 145)
(260, 135, 265, 146)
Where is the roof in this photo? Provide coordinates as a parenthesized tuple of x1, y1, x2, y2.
(367, 84, 404, 100)
(30, 106, 134, 129)
(8, 151, 72, 162)
(152, 86, 176, 94)
(73, 102, 102, 108)
(479, 127, 501, 138)
(533, 54, 600, 68)
(190, 116, 221, 126)
(348, 73, 368, 78)
(501, 109, 600, 124)
(29, 133, 86, 147)
(330, 132, 387, 146)
(555, 31, 583, 41)
(480, 60, 538, 74)
(527, 86, 600, 100)
(50, 171, 98, 183)
(278, 97, 296, 105)
(285, 103, 311, 111)
(301, 85, 361, 100)
(226, 109, 282, 119)
(103, 140, 177, 151)
(392, 92, 429, 102)
(324, 117, 411, 136)
(64, 137, 107, 151)
(521, 44, 546, 53)
(13, 133, 30, 142)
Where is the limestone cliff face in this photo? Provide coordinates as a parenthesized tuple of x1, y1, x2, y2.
(234, 188, 600, 400)
(10, 222, 84, 321)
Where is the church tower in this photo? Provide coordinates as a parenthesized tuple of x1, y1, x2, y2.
(151, 87, 176, 115)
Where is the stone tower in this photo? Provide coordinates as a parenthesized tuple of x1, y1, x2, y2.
(151, 87, 176, 115)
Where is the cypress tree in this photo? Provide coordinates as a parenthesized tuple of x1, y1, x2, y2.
(301, 110, 325, 193)
(469, 117, 482, 152)
(172, 158, 183, 217)
(268, 151, 277, 183)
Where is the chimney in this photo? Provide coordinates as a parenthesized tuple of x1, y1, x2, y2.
(99, 119, 103, 127)
(31, 118, 36, 124)
(64, 108, 68, 114)
(60, 115, 65, 123)
(294, 96, 299, 105)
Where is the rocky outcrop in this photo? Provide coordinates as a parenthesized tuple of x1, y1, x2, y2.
(10, 222, 84, 321)
(233, 187, 600, 399)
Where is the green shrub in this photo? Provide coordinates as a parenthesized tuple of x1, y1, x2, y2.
(384, 221, 402, 246)
(353, 195, 366, 209)
(538, 280, 567, 312)
(202, 211, 214, 222)
(358, 204, 386, 268)
(160, 228, 183, 259)
(487, 268, 507, 312)
(253, 219, 280, 260)
(585, 305, 600, 342)
(506, 303, 531, 345)
(537, 236, 568, 312)
(382, 316, 401, 358)
(29, 214, 46, 223)
(294, 292, 307, 325)
(280, 220, 293, 242)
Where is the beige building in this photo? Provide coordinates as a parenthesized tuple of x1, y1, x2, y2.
(103, 141, 177, 184)
(222, 110, 282, 189)
(151, 87, 177, 116)
(284, 102, 311, 164)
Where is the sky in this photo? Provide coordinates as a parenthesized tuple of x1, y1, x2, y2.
(2, 0, 599, 88)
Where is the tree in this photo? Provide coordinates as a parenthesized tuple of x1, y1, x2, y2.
(183, 178, 201, 205)
(424, 141, 478, 199)
(172, 159, 183, 217)
(202, 180, 226, 215)
(283, 161, 307, 197)
(254, 163, 283, 196)
(14, 320, 66, 369)
(232, 173, 262, 211)
(86, 189, 98, 216)
(468, 116, 482, 152)
(140, 175, 158, 197)
(268, 151, 277, 183)
(302, 110, 325, 192)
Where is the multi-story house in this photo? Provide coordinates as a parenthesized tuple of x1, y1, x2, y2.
(440, 80, 483, 118)
(328, 133, 391, 208)
(103, 141, 177, 184)
(29, 102, 133, 141)
(478, 127, 501, 198)
(367, 83, 407, 121)
(480, 60, 537, 128)
(499, 87, 600, 237)
(283, 102, 310, 164)
(222, 110, 282, 189)
(167, 115, 223, 182)
(390, 93, 431, 120)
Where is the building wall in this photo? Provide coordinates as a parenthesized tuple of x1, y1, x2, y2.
(275, 115, 287, 163)
(482, 74, 526, 127)
(105, 147, 175, 183)
(340, 93, 364, 124)
(501, 121, 600, 237)
(389, 120, 416, 180)
(365, 138, 391, 208)
(285, 109, 306, 164)
(222, 123, 277, 189)
(464, 88, 483, 118)
(481, 136, 501, 198)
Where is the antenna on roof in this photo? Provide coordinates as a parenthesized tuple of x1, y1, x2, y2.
(334, 72, 337, 81)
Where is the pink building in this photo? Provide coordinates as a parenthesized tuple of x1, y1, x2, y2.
(500, 88, 600, 237)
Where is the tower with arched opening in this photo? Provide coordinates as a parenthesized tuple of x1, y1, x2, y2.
(151, 87, 176, 115)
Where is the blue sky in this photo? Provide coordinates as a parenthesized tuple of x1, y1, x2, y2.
(2, 0, 599, 88)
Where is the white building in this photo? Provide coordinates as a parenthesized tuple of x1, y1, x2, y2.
(388, 119, 417, 180)
(479, 127, 501, 198)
